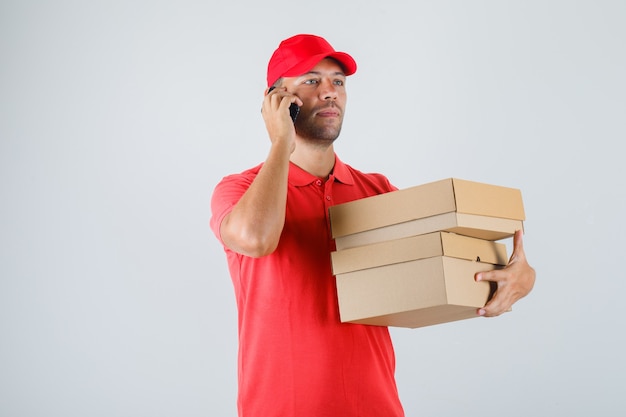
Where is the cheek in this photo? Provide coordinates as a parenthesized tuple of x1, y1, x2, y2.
(337, 90, 347, 105)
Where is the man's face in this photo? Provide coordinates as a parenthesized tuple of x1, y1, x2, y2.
(282, 58, 347, 145)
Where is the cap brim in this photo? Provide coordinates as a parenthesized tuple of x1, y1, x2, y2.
(281, 51, 357, 79)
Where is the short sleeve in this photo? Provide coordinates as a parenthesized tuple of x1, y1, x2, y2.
(209, 169, 258, 245)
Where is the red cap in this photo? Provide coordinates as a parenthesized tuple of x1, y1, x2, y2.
(266, 34, 357, 87)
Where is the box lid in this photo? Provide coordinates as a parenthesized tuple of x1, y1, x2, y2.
(331, 231, 508, 275)
(335, 212, 523, 249)
(329, 178, 525, 238)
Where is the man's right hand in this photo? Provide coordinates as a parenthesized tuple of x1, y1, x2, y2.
(262, 87, 302, 153)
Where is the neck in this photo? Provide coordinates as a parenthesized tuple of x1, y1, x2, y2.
(289, 141, 336, 179)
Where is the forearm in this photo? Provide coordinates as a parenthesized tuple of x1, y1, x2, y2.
(220, 142, 291, 257)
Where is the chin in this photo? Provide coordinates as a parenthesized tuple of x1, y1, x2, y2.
(296, 123, 342, 143)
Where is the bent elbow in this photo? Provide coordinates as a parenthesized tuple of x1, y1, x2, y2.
(240, 234, 279, 258)
(223, 227, 280, 258)
(220, 214, 283, 258)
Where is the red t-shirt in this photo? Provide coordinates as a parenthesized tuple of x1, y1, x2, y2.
(210, 155, 404, 417)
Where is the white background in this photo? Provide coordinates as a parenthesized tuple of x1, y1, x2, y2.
(2, 1, 625, 416)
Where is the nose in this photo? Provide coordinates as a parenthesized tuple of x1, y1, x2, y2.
(319, 78, 338, 101)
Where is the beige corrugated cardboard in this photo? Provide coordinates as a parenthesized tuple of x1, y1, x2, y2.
(335, 256, 500, 328)
(329, 178, 525, 240)
(335, 212, 523, 250)
(331, 231, 508, 275)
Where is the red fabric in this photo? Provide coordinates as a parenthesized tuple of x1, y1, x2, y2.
(210, 155, 404, 417)
(266, 34, 357, 87)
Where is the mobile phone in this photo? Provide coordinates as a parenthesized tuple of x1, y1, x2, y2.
(268, 86, 300, 122)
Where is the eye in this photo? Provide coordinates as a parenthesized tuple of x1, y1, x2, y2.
(303, 78, 319, 85)
(333, 79, 345, 86)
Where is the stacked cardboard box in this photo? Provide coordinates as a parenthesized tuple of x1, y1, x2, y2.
(329, 178, 525, 328)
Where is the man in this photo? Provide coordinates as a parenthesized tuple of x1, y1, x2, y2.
(210, 34, 535, 417)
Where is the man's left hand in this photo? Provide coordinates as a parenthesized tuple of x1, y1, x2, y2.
(475, 229, 536, 317)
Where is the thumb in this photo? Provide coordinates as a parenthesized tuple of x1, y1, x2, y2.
(510, 229, 526, 263)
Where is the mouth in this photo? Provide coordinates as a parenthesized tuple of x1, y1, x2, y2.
(316, 105, 341, 118)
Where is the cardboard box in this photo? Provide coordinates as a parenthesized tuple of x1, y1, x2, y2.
(329, 178, 525, 249)
(335, 255, 500, 328)
(331, 231, 508, 275)
(335, 212, 522, 250)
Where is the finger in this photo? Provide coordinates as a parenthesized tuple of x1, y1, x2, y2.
(475, 267, 504, 284)
(478, 297, 512, 317)
(279, 94, 295, 112)
(261, 88, 276, 113)
(266, 87, 302, 107)
(511, 229, 524, 257)
(478, 297, 500, 317)
(262, 89, 288, 117)
(265, 86, 284, 96)
(478, 284, 514, 317)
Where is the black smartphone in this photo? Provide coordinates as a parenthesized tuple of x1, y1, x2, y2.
(268, 86, 300, 122)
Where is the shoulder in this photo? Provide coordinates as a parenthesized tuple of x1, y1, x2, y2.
(211, 163, 264, 211)
(342, 162, 398, 193)
(213, 163, 263, 192)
